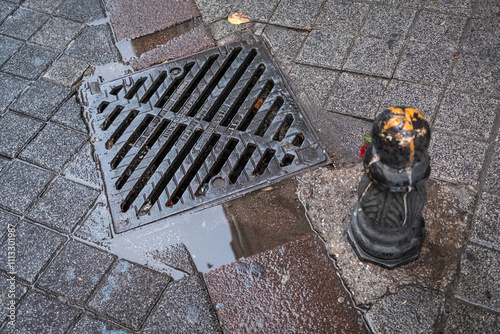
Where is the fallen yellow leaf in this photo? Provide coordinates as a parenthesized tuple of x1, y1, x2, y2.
(262, 186, 274, 192)
(440, 20, 446, 25)
(228, 13, 251, 25)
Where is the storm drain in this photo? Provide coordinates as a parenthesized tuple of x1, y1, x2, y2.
(80, 40, 328, 233)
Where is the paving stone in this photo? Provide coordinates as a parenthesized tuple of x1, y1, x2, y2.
(0, 1, 15, 23)
(429, 131, 488, 186)
(448, 51, 500, 97)
(365, 287, 444, 334)
(444, 301, 500, 333)
(51, 96, 87, 132)
(0, 274, 27, 323)
(56, 0, 105, 23)
(0, 7, 49, 40)
(204, 234, 367, 333)
(394, 43, 455, 86)
(194, 0, 234, 23)
(87, 260, 171, 331)
(0, 35, 23, 67)
(0, 73, 28, 114)
(326, 72, 388, 119)
(151, 243, 196, 275)
(424, 0, 475, 15)
(484, 143, 500, 194)
(287, 63, 337, 109)
(262, 25, 307, 73)
(469, 192, 500, 250)
(30, 17, 84, 50)
(43, 55, 89, 87)
(456, 244, 500, 311)
(410, 11, 467, 47)
(0, 209, 19, 239)
(27, 177, 99, 233)
(20, 122, 86, 171)
(22, 0, 66, 14)
(141, 274, 221, 333)
(70, 314, 132, 334)
(209, 19, 261, 41)
(37, 240, 115, 305)
(269, 0, 323, 29)
(0, 220, 65, 283)
(361, 6, 416, 39)
(66, 24, 121, 66)
(0, 112, 43, 158)
(296, 30, 352, 70)
(434, 91, 499, 140)
(64, 142, 101, 188)
(11, 79, 70, 120)
(314, 2, 369, 35)
(378, 80, 441, 121)
(344, 36, 404, 77)
(231, 0, 279, 22)
(8, 291, 79, 333)
(74, 202, 112, 248)
(376, 0, 422, 8)
(462, 18, 500, 57)
(0, 161, 54, 214)
(1, 43, 58, 80)
(474, 0, 500, 18)
(104, 0, 200, 41)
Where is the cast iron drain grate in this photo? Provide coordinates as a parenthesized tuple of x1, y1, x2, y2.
(80, 39, 328, 233)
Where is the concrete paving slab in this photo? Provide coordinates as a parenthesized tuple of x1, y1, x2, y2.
(104, 0, 200, 41)
(270, 0, 324, 30)
(410, 11, 467, 47)
(0, 220, 66, 283)
(1, 43, 58, 80)
(0, 274, 27, 323)
(456, 244, 500, 311)
(51, 96, 87, 132)
(462, 18, 500, 57)
(0, 210, 19, 237)
(43, 55, 89, 87)
(314, 2, 369, 35)
(0, 7, 49, 40)
(22, 0, 66, 14)
(74, 202, 113, 249)
(37, 240, 115, 306)
(0, 111, 43, 158)
(204, 234, 367, 333)
(141, 274, 222, 333)
(474, 0, 500, 18)
(30, 17, 84, 50)
(444, 300, 500, 333)
(27, 177, 99, 233)
(262, 25, 308, 73)
(209, 19, 261, 41)
(296, 30, 352, 70)
(0, 73, 28, 114)
(151, 243, 196, 275)
(287, 63, 337, 108)
(70, 314, 132, 333)
(0, 1, 15, 23)
(361, 5, 416, 39)
(56, 0, 105, 23)
(87, 260, 171, 331)
(377, 0, 422, 8)
(194, 0, 234, 24)
(424, 0, 475, 15)
(231, 0, 279, 22)
(0, 161, 54, 214)
(470, 192, 500, 250)
(64, 142, 100, 188)
(20, 122, 87, 171)
(484, 143, 500, 194)
(0, 35, 22, 67)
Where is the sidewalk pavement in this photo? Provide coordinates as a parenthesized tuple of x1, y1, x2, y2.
(0, 0, 499, 333)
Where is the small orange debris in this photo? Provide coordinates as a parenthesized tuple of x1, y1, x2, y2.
(254, 98, 264, 109)
(228, 13, 251, 25)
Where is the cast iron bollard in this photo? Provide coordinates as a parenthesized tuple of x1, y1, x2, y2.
(348, 107, 431, 269)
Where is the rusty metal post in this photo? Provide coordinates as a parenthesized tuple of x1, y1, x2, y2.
(348, 107, 431, 269)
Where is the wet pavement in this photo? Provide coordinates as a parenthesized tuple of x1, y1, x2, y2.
(0, 0, 499, 333)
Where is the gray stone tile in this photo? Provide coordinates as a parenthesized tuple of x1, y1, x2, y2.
(470, 192, 500, 250)
(0, 274, 27, 323)
(64, 142, 101, 188)
(66, 24, 121, 66)
(27, 177, 99, 233)
(231, 0, 279, 22)
(326, 72, 388, 119)
(314, 2, 369, 35)
(20, 122, 86, 171)
(0, 161, 54, 214)
(0, 220, 65, 283)
(0, 7, 49, 40)
(194, 0, 234, 23)
(0, 73, 28, 114)
(0, 112, 43, 158)
(0, 209, 19, 239)
(74, 203, 112, 249)
(365, 287, 444, 334)
(51, 96, 87, 132)
(262, 25, 307, 73)
(448, 51, 500, 97)
(9, 291, 80, 333)
(444, 301, 500, 334)
(394, 43, 455, 86)
(37, 240, 115, 305)
(474, 0, 500, 18)
(11, 79, 71, 120)
(56, 0, 105, 23)
(0, 1, 15, 23)
(30, 17, 84, 50)
(0, 35, 23, 67)
(434, 91, 499, 140)
(344, 36, 403, 77)
(410, 11, 467, 47)
(1, 43, 58, 80)
(424, 0, 475, 15)
(378, 80, 441, 121)
(296, 31, 352, 70)
(462, 18, 500, 57)
(141, 274, 221, 333)
(376, 0, 422, 8)
(43, 55, 89, 87)
(484, 143, 500, 194)
(429, 131, 488, 186)
(87, 260, 171, 331)
(70, 314, 132, 334)
(456, 244, 500, 311)
(152, 243, 196, 275)
(361, 6, 416, 39)
(269, 0, 323, 29)
(287, 63, 337, 109)
(210, 19, 264, 42)
(22, 0, 66, 14)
